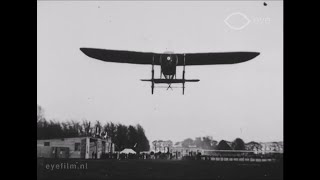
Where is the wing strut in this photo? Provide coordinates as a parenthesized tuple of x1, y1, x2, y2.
(182, 54, 186, 95)
(151, 55, 155, 94)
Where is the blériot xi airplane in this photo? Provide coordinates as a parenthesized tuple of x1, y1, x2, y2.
(80, 48, 260, 95)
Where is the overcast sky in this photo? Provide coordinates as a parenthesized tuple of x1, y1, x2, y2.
(37, 1, 283, 143)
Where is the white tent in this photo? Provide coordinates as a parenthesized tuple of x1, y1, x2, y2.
(120, 148, 136, 154)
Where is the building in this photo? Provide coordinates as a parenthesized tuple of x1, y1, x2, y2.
(151, 140, 173, 153)
(245, 141, 263, 153)
(260, 141, 283, 154)
(245, 141, 283, 154)
(171, 143, 204, 159)
(37, 137, 114, 159)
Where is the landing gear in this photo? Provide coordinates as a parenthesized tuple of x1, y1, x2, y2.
(141, 53, 199, 95)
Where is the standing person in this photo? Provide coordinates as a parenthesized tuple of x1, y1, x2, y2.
(92, 151, 95, 159)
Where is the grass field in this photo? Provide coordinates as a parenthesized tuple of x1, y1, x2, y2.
(37, 158, 283, 180)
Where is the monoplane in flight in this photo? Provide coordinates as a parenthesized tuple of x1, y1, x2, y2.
(80, 48, 259, 94)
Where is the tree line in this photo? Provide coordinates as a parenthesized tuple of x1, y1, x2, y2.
(37, 105, 150, 152)
(179, 137, 247, 150)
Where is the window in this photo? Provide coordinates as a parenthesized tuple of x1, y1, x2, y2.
(75, 143, 81, 151)
(44, 142, 50, 146)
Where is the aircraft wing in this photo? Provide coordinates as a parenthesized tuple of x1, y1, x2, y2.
(177, 52, 260, 66)
(80, 48, 161, 65)
(80, 48, 259, 65)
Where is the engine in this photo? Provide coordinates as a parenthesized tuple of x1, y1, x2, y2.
(160, 52, 178, 79)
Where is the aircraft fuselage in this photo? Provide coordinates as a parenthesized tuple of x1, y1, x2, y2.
(160, 53, 179, 79)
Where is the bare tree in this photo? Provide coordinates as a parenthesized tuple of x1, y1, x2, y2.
(94, 120, 102, 137)
(82, 119, 92, 136)
(104, 122, 117, 152)
(37, 104, 45, 122)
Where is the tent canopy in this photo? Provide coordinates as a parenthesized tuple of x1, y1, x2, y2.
(120, 148, 136, 154)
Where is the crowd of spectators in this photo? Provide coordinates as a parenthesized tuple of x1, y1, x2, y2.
(99, 151, 283, 161)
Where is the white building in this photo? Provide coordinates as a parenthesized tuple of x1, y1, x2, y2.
(37, 137, 114, 159)
(260, 142, 283, 154)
